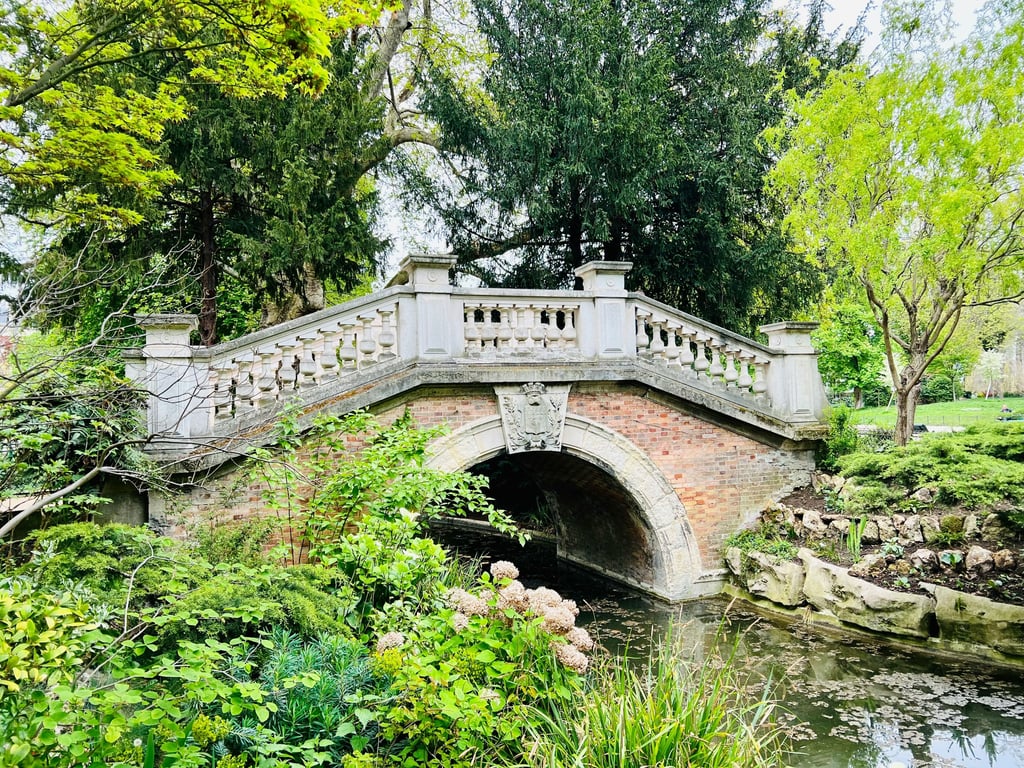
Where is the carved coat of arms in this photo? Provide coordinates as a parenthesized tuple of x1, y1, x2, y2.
(495, 382, 570, 453)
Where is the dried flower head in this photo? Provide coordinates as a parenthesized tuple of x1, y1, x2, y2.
(541, 605, 576, 635)
(479, 687, 501, 703)
(448, 587, 490, 617)
(497, 580, 529, 613)
(566, 626, 595, 652)
(452, 612, 470, 633)
(553, 642, 589, 674)
(526, 586, 563, 613)
(561, 599, 580, 617)
(376, 631, 405, 653)
(490, 560, 520, 581)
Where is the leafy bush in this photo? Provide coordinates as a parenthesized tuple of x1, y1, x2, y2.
(818, 405, 859, 471)
(724, 526, 798, 560)
(920, 374, 957, 403)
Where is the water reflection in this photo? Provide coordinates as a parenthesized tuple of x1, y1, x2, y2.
(432, 525, 1024, 768)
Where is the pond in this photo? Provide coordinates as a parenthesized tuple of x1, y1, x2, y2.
(432, 524, 1024, 768)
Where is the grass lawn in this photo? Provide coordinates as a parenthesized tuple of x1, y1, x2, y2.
(851, 396, 1024, 428)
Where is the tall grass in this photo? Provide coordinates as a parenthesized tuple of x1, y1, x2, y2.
(522, 628, 786, 768)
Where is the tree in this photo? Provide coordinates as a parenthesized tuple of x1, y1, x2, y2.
(769, 0, 1024, 444)
(813, 300, 886, 408)
(409, 0, 859, 332)
(976, 349, 1006, 399)
(0, 0, 394, 228)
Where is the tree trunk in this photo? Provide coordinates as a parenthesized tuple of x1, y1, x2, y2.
(197, 190, 218, 347)
(853, 386, 864, 410)
(894, 377, 922, 446)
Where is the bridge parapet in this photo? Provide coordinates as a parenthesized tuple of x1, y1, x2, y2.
(127, 255, 827, 454)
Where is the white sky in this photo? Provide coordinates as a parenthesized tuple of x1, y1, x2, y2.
(802, 0, 988, 47)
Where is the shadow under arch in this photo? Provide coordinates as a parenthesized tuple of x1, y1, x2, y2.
(426, 413, 705, 601)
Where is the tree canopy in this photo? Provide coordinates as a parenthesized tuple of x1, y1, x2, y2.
(408, 0, 860, 333)
(769, 0, 1024, 443)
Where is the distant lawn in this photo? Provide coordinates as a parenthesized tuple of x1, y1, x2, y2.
(851, 396, 1024, 428)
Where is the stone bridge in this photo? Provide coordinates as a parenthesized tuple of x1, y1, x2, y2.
(127, 255, 828, 600)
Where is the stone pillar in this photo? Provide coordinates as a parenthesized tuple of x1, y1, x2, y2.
(758, 321, 828, 423)
(574, 261, 633, 359)
(130, 314, 209, 444)
(394, 253, 457, 360)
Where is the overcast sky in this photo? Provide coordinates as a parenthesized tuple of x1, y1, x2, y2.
(807, 0, 988, 47)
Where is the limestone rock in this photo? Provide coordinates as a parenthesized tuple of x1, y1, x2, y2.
(920, 515, 942, 544)
(963, 514, 980, 539)
(899, 515, 924, 546)
(981, 514, 1012, 544)
(849, 552, 887, 578)
(802, 510, 828, 537)
(893, 514, 906, 529)
(911, 487, 935, 504)
(862, 520, 881, 545)
(993, 549, 1018, 571)
(966, 545, 994, 574)
(799, 549, 936, 638)
(931, 585, 1024, 658)
(909, 548, 938, 571)
(829, 517, 850, 537)
(745, 551, 806, 607)
(725, 547, 743, 577)
(876, 517, 897, 543)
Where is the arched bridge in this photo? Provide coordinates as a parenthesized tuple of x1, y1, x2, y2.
(128, 255, 828, 600)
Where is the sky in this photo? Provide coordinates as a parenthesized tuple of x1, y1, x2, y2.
(804, 0, 988, 46)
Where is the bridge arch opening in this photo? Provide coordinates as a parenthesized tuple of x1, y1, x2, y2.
(470, 452, 656, 590)
(426, 414, 705, 600)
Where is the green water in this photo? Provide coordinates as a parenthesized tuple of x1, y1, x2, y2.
(433, 525, 1024, 768)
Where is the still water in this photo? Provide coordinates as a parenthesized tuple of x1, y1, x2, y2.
(432, 525, 1024, 768)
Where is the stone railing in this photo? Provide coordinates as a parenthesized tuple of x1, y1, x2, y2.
(127, 254, 827, 449)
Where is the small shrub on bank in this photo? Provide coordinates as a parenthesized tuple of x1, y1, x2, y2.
(818, 405, 859, 472)
(725, 525, 799, 560)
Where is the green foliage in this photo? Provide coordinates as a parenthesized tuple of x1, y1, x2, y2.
(818, 405, 860, 472)
(846, 517, 867, 562)
(814, 300, 886, 406)
(523, 631, 785, 768)
(724, 526, 798, 560)
(838, 424, 1024, 513)
(920, 375, 958, 404)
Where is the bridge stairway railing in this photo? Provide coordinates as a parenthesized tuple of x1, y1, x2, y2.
(126, 255, 826, 451)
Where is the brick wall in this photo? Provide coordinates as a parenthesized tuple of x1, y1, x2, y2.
(150, 382, 812, 570)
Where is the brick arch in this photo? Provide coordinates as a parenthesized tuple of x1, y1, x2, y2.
(427, 413, 705, 600)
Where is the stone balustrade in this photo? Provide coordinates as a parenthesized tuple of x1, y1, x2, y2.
(127, 254, 827, 451)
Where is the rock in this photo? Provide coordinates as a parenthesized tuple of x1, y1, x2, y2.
(963, 514, 980, 539)
(939, 514, 964, 535)
(931, 584, 1024, 658)
(849, 552, 887, 578)
(909, 548, 938, 571)
(899, 515, 924, 545)
(725, 547, 743, 577)
(862, 520, 881, 545)
(965, 545, 994, 574)
(893, 514, 907, 529)
(993, 549, 1018, 571)
(981, 514, 1012, 544)
(920, 515, 942, 544)
(802, 510, 828, 537)
(892, 560, 914, 577)
(877, 518, 897, 543)
(744, 551, 806, 607)
(799, 549, 936, 638)
(812, 472, 843, 494)
(911, 487, 935, 504)
(829, 518, 850, 537)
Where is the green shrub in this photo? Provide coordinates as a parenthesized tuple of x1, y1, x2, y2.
(920, 374, 957, 403)
(724, 526, 798, 560)
(818, 405, 859, 471)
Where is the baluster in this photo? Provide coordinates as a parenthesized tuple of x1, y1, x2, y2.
(635, 310, 651, 354)
(358, 315, 378, 366)
(298, 334, 319, 388)
(737, 352, 754, 392)
(723, 347, 740, 387)
(464, 304, 481, 356)
(545, 306, 563, 350)
(234, 354, 256, 415)
(276, 340, 300, 392)
(319, 325, 342, 379)
(531, 305, 547, 350)
(496, 304, 514, 352)
(708, 340, 725, 382)
(480, 305, 498, 355)
(561, 305, 577, 350)
(255, 347, 280, 407)
(212, 361, 236, 420)
(649, 319, 666, 362)
(665, 324, 681, 367)
(339, 323, 358, 371)
(513, 306, 530, 353)
(752, 359, 769, 402)
(378, 308, 397, 361)
(678, 329, 696, 374)
(694, 333, 711, 378)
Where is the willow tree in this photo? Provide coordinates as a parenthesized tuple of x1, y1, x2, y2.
(769, 0, 1024, 445)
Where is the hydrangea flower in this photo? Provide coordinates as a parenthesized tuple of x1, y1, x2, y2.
(376, 631, 405, 653)
(489, 560, 520, 581)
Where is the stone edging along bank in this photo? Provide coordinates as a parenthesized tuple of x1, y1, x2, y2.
(724, 546, 1024, 667)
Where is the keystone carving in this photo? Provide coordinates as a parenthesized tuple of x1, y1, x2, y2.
(494, 382, 570, 453)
